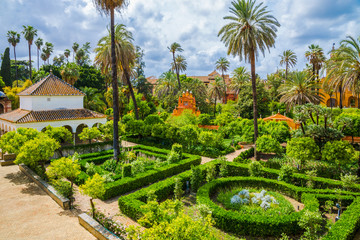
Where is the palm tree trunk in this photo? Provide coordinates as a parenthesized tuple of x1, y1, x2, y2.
(14, 46, 18, 87)
(285, 63, 288, 80)
(124, 70, 140, 120)
(222, 71, 227, 104)
(110, 8, 120, 162)
(339, 86, 343, 109)
(214, 98, 217, 117)
(37, 48, 39, 70)
(250, 49, 259, 160)
(28, 43, 32, 81)
(173, 52, 181, 89)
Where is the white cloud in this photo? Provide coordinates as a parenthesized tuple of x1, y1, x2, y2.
(0, 0, 359, 80)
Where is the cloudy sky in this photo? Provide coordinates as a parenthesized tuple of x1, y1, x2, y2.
(1, 0, 360, 79)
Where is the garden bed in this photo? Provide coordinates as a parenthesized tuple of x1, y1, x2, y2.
(75, 145, 201, 200)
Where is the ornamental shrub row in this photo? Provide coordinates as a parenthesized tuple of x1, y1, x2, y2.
(323, 197, 360, 240)
(102, 153, 201, 200)
(233, 147, 254, 163)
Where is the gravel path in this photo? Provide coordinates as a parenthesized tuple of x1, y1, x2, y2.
(0, 165, 95, 240)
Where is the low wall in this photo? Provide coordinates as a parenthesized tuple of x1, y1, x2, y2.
(52, 142, 113, 159)
(19, 164, 70, 210)
(343, 136, 360, 143)
(78, 213, 121, 240)
(198, 125, 219, 130)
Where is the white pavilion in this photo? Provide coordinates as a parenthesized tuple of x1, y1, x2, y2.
(0, 73, 107, 142)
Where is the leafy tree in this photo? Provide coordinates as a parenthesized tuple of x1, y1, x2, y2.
(305, 44, 325, 82)
(0, 127, 40, 154)
(218, 0, 280, 160)
(44, 126, 72, 144)
(214, 112, 233, 126)
(322, 141, 356, 168)
(237, 79, 270, 119)
(134, 75, 152, 98)
(198, 131, 223, 148)
(79, 127, 102, 149)
(22, 25, 37, 80)
(286, 137, 320, 168)
(256, 135, 282, 155)
(80, 86, 107, 113)
(2, 80, 32, 109)
(341, 174, 358, 191)
(171, 55, 187, 76)
(134, 45, 145, 78)
(197, 114, 212, 125)
(178, 125, 199, 148)
(15, 134, 60, 172)
(266, 72, 283, 101)
(79, 173, 105, 217)
(47, 156, 81, 206)
(0, 47, 11, 86)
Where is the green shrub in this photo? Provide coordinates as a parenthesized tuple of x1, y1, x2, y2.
(167, 151, 180, 164)
(52, 179, 73, 199)
(206, 164, 217, 182)
(322, 140, 356, 166)
(197, 113, 212, 125)
(101, 159, 117, 172)
(174, 177, 184, 200)
(286, 137, 320, 168)
(341, 174, 359, 191)
(122, 164, 132, 178)
(219, 159, 229, 177)
(249, 161, 263, 177)
(233, 147, 254, 163)
(85, 162, 96, 176)
(191, 166, 202, 192)
(298, 210, 323, 240)
(278, 165, 295, 183)
(256, 135, 282, 154)
(171, 143, 183, 158)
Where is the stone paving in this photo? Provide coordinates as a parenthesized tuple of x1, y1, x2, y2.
(0, 165, 95, 240)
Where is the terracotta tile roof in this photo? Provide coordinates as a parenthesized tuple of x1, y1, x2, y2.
(18, 74, 84, 96)
(0, 108, 105, 124)
(146, 76, 158, 85)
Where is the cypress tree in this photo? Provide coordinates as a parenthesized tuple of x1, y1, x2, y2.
(0, 48, 12, 86)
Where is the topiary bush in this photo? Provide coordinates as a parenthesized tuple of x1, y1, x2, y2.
(256, 135, 283, 155)
(122, 164, 132, 178)
(322, 140, 356, 166)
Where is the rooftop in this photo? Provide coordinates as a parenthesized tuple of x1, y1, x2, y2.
(0, 108, 105, 124)
(18, 73, 85, 96)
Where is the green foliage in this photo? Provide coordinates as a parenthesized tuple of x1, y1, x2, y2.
(171, 143, 183, 157)
(147, 190, 157, 202)
(122, 164, 132, 178)
(198, 131, 221, 148)
(101, 159, 117, 172)
(167, 151, 181, 164)
(219, 158, 229, 177)
(78, 127, 101, 144)
(79, 173, 106, 200)
(166, 110, 198, 127)
(233, 147, 254, 163)
(178, 125, 199, 148)
(85, 162, 96, 176)
(341, 174, 359, 191)
(255, 135, 282, 154)
(249, 161, 263, 177)
(0, 47, 11, 86)
(278, 165, 295, 183)
(74, 65, 106, 92)
(322, 140, 356, 166)
(191, 166, 203, 192)
(144, 114, 164, 125)
(298, 210, 323, 240)
(214, 112, 233, 126)
(159, 112, 170, 121)
(197, 113, 212, 125)
(93, 209, 126, 239)
(286, 137, 320, 167)
(0, 128, 40, 154)
(206, 164, 217, 182)
(47, 157, 81, 184)
(306, 170, 317, 189)
(174, 177, 184, 200)
(15, 134, 60, 168)
(51, 179, 73, 199)
(44, 126, 72, 144)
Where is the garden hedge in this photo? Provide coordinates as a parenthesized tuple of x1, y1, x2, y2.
(118, 160, 360, 238)
(76, 145, 201, 200)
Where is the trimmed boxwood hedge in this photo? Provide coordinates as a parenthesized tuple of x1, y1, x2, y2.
(233, 147, 254, 163)
(118, 160, 360, 238)
(76, 145, 201, 200)
(323, 197, 360, 240)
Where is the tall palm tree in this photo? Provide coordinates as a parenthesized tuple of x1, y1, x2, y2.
(64, 49, 71, 62)
(7, 30, 20, 83)
(279, 71, 323, 107)
(171, 55, 187, 74)
(41, 52, 47, 65)
(80, 86, 107, 113)
(92, 0, 130, 162)
(230, 66, 250, 95)
(42, 42, 54, 65)
(155, 71, 178, 99)
(215, 57, 230, 103)
(168, 42, 183, 89)
(22, 25, 38, 81)
(35, 38, 43, 70)
(218, 0, 280, 159)
(94, 24, 138, 119)
(72, 42, 79, 62)
(279, 50, 297, 80)
(325, 36, 360, 109)
(209, 76, 225, 116)
(305, 44, 325, 81)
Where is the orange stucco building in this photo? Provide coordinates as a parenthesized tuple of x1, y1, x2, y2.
(173, 91, 201, 116)
(319, 85, 359, 108)
(263, 113, 300, 130)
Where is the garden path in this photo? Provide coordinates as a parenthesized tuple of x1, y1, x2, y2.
(0, 165, 95, 240)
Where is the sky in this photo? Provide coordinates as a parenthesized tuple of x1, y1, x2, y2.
(1, 0, 360, 79)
